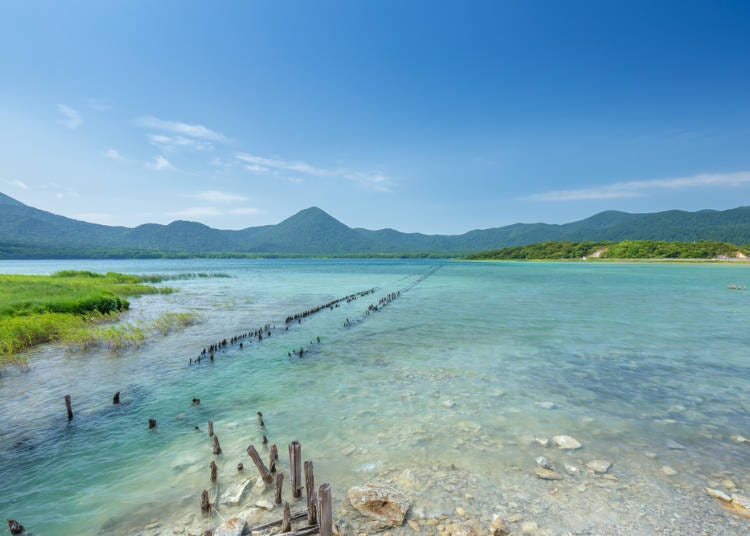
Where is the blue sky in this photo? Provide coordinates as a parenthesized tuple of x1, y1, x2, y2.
(1, 1, 749, 234)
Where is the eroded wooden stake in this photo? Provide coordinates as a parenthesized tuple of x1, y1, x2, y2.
(270, 443, 278, 473)
(319, 483, 332, 536)
(113, 391, 120, 404)
(210, 460, 217, 482)
(148, 418, 157, 429)
(201, 489, 211, 514)
(64, 395, 73, 421)
(208, 420, 214, 437)
(213, 435, 222, 455)
(289, 440, 301, 498)
(247, 444, 273, 483)
(281, 502, 291, 533)
(275, 472, 284, 505)
(304, 460, 317, 525)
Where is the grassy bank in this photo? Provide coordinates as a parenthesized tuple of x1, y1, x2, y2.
(0, 270, 174, 364)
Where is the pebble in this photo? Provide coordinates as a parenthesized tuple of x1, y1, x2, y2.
(535, 467, 564, 480)
(535, 456, 553, 470)
(534, 438, 549, 447)
(661, 466, 678, 476)
(455, 506, 466, 517)
(564, 463, 579, 475)
(722, 479, 737, 489)
(536, 401, 559, 410)
(706, 487, 732, 502)
(520, 520, 539, 534)
(586, 459, 613, 474)
(408, 520, 421, 532)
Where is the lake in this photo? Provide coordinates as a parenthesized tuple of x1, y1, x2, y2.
(1, 259, 748, 535)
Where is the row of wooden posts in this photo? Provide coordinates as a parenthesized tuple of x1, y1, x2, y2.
(201, 412, 333, 536)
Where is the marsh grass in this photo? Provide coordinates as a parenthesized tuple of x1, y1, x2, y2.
(0, 271, 184, 366)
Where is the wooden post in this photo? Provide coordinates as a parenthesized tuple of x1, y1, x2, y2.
(258, 411, 265, 427)
(304, 461, 317, 525)
(247, 444, 273, 483)
(149, 418, 157, 429)
(237, 463, 244, 472)
(64, 395, 73, 421)
(201, 489, 211, 513)
(270, 443, 278, 473)
(289, 440, 301, 498)
(210, 460, 217, 483)
(113, 391, 120, 404)
(281, 502, 291, 533)
(208, 420, 214, 437)
(213, 435, 222, 455)
(318, 483, 332, 536)
(275, 472, 284, 505)
(7, 519, 24, 535)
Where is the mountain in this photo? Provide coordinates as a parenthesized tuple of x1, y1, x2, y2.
(1, 192, 749, 257)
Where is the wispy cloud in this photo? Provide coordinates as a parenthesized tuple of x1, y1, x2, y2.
(188, 190, 248, 202)
(6, 178, 29, 190)
(138, 116, 227, 142)
(147, 155, 173, 171)
(58, 104, 82, 129)
(526, 171, 750, 202)
(236, 152, 390, 192)
(104, 148, 124, 161)
(149, 134, 213, 152)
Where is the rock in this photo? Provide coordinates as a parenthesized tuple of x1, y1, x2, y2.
(536, 401, 559, 410)
(644, 452, 657, 459)
(535, 456, 553, 470)
(455, 506, 466, 517)
(586, 460, 612, 474)
(552, 435, 582, 450)
(706, 487, 732, 502)
(214, 517, 247, 536)
(347, 483, 411, 528)
(442, 400, 456, 408)
(732, 434, 749, 443)
(535, 468, 563, 480)
(408, 520, 420, 532)
(665, 439, 687, 450)
(255, 499, 274, 510)
(490, 515, 510, 536)
(661, 466, 677, 476)
(564, 463, 579, 475)
(533, 437, 549, 447)
(721, 479, 736, 489)
(520, 520, 538, 534)
(730, 494, 750, 517)
(220, 477, 254, 506)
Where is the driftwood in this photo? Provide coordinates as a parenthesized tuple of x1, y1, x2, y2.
(201, 489, 211, 514)
(246, 510, 307, 532)
(281, 502, 291, 533)
(275, 472, 284, 505)
(278, 526, 320, 536)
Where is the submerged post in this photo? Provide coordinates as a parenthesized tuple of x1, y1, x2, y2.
(213, 435, 222, 455)
(64, 394, 73, 421)
(304, 461, 317, 525)
(319, 483, 332, 536)
(201, 490, 211, 514)
(210, 460, 217, 483)
(289, 440, 302, 498)
(269, 443, 278, 473)
(148, 418, 157, 429)
(247, 444, 273, 483)
(113, 391, 120, 404)
(208, 420, 214, 437)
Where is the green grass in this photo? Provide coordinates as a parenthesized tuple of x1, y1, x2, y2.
(0, 270, 176, 365)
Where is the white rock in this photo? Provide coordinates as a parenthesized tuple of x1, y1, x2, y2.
(535, 467, 563, 480)
(255, 499, 274, 510)
(706, 487, 731, 502)
(564, 463, 579, 475)
(220, 477, 254, 506)
(214, 517, 247, 536)
(347, 483, 411, 528)
(536, 401, 559, 410)
(520, 520, 538, 534)
(586, 460, 612, 474)
(732, 434, 749, 443)
(533, 437, 549, 447)
(442, 400, 456, 408)
(552, 435, 582, 449)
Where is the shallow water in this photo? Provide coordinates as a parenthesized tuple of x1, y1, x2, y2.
(0, 259, 748, 535)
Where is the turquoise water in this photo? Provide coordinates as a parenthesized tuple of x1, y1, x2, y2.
(0, 259, 748, 535)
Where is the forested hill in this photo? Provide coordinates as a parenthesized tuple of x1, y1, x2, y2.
(467, 240, 750, 260)
(2, 192, 750, 257)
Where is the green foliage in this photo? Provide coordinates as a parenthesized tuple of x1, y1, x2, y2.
(0, 271, 176, 364)
(468, 240, 750, 260)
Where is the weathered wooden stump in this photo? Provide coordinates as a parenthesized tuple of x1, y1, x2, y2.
(148, 418, 157, 429)
(7, 519, 24, 535)
(269, 443, 278, 473)
(213, 435, 222, 455)
(210, 460, 217, 483)
(289, 441, 302, 498)
(258, 411, 265, 427)
(201, 490, 211, 514)
(304, 461, 317, 525)
(275, 472, 284, 505)
(319, 483, 332, 536)
(281, 502, 291, 533)
(208, 420, 214, 437)
(64, 395, 73, 421)
(113, 391, 120, 404)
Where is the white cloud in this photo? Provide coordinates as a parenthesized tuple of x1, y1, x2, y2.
(58, 104, 82, 129)
(147, 155, 173, 171)
(526, 171, 750, 202)
(138, 116, 227, 142)
(104, 148, 124, 161)
(7, 179, 29, 190)
(189, 190, 248, 202)
(149, 134, 213, 152)
(236, 152, 390, 191)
